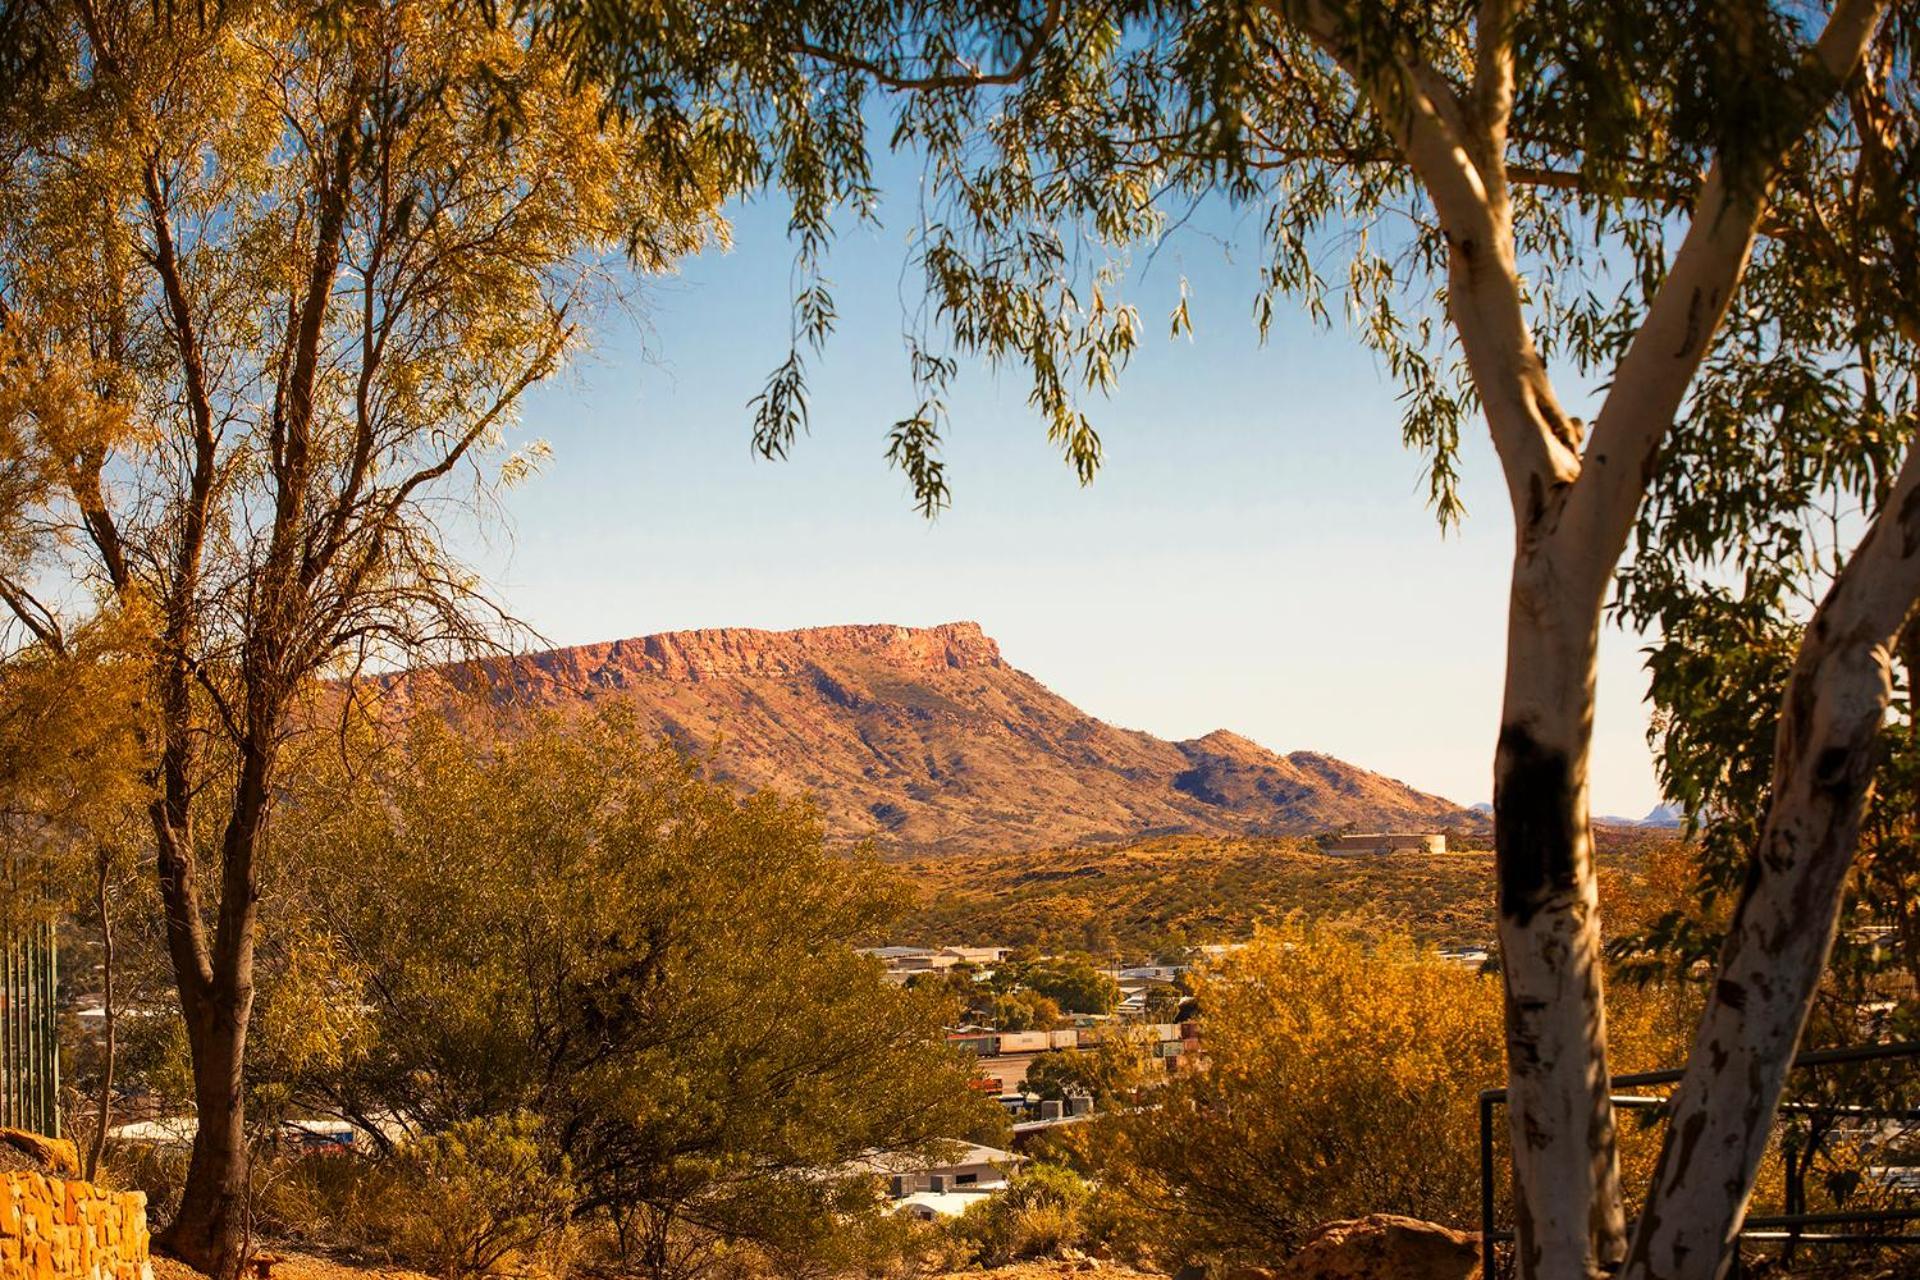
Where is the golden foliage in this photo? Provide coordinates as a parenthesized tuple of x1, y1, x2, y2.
(1074, 922, 1703, 1271)
(1081, 922, 1506, 1267)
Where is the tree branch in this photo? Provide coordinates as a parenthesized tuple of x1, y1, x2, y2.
(795, 2, 1063, 92)
(1269, 0, 1582, 518)
(1560, 0, 1889, 595)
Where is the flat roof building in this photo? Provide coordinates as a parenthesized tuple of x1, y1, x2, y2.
(1325, 832, 1447, 855)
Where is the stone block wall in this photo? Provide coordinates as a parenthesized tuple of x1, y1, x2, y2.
(0, 1171, 154, 1280)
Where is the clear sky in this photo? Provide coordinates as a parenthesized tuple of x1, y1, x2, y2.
(475, 179, 1666, 818)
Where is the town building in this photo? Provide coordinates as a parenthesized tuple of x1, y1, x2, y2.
(1325, 831, 1448, 855)
(848, 1141, 1021, 1220)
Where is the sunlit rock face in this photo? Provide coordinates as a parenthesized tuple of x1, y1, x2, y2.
(376, 621, 1469, 854)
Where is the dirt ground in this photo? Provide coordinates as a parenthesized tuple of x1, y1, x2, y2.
(932, 1266, 1164, 1279)
(151, 1254, 432, 1280)
(149, 1252, 1164, 1280)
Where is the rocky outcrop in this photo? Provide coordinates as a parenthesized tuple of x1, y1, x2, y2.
(477, 622, 1006, 694)
(379, 622, 1469, 853)
(1275, 1215, 1479, 1280)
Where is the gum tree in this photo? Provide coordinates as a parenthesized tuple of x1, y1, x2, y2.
(1611, 31, 1920, 1269)
(0, 3, 723, 1273)
(531, 3, 1912, 1276)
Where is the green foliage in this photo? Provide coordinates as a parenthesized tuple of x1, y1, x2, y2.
(948, 1161, 1092, 1267)
(989, 989, 1065, 1031)
(385, 1115, 576, 1280)
(277, 705, 1001, 1278)
(1020, 1039, 1149, 1108)
(1000, 956, 1120, 1016)
(1611, 2, 1920, 1040)
(516, 1, 1883, 523)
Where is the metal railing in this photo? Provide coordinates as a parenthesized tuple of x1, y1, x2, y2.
(1478, 1041, 1920, 1277)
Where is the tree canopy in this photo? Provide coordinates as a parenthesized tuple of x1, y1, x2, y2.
(0, 1, 728, 1270)
(274, 705, 1001, 1278)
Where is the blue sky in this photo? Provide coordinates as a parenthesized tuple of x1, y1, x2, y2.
(477, 185, 1665, 817)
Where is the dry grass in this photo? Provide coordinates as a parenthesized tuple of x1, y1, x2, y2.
(895, 834, 1501, 953)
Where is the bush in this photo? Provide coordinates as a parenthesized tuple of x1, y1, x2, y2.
(250, 1147, 391, 1251)
(1022, 1039, 1149, 1107)
(279, 709, 999, 1280)
(949, 1162, 1092, 1266)
(381, 1114, 574, 1280)
(1080, 923, 1506, 1268)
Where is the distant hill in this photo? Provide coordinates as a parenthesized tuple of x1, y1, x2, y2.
(380, 621, 1471, 854)
(1595, 802, 1687, 829)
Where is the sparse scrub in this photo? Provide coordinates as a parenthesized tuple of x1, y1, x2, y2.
(948, 1163, 1092, 1267)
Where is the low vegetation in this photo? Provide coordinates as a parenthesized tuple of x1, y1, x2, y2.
(94, 708, 1001, 1280)
(1054, 924, 1705, 1275)
(895, 836, 1505, 957)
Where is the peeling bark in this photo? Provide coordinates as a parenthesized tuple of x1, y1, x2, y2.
(1495, 563, 1624, 1280)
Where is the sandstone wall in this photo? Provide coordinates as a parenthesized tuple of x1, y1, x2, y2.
(0, 1171, 153, 1280)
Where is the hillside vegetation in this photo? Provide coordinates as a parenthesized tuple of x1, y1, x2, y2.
(894, 836, 1495, 955)
(894, 832, 1667, 956)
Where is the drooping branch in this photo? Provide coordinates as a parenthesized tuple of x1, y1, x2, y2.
(796, 1, 1063, 92)
(1268, 0, 1584, 519)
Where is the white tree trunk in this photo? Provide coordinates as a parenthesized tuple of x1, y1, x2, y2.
(1621, 443, 1920, 1280)
(1271, 10, 1886, 1279)
(1495, 541, 1625, 1280)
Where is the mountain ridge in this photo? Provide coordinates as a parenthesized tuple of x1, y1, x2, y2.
(380, 621, 1471, 853)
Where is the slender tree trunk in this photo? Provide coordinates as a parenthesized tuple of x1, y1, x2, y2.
(155, 733, 271, 1280)
(1495, 544, 1624, 1280)
(85, 847, 115, 1184)
(1622, 446, 1920, 1280)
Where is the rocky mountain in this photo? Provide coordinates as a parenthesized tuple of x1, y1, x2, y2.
(382, 621, 1469, 853)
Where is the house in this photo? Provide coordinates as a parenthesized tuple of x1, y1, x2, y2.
(861, 944, 1011, 984)
(1009, 1095, 1095, 1145)
(848, 1141, 1022, 1219)
(1116, 964, 1183, 983)
(1325, 831, 1447, 855)
(940, 946, 1012, 966)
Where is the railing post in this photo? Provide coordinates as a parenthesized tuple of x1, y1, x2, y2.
(1479, 1092, 1497, 1279)
(0, 859, 59, 1137)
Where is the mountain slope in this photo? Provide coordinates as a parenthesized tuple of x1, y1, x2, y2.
(383, 621, 1468, 853)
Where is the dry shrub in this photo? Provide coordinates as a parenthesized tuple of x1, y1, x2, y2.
(949, 1163, 1092, 1266)
(377, 1115, 574, 1280)
(1082, 922, 1507, 1268)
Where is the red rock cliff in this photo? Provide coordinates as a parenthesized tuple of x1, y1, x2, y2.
(381, 621, 1466, 853)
